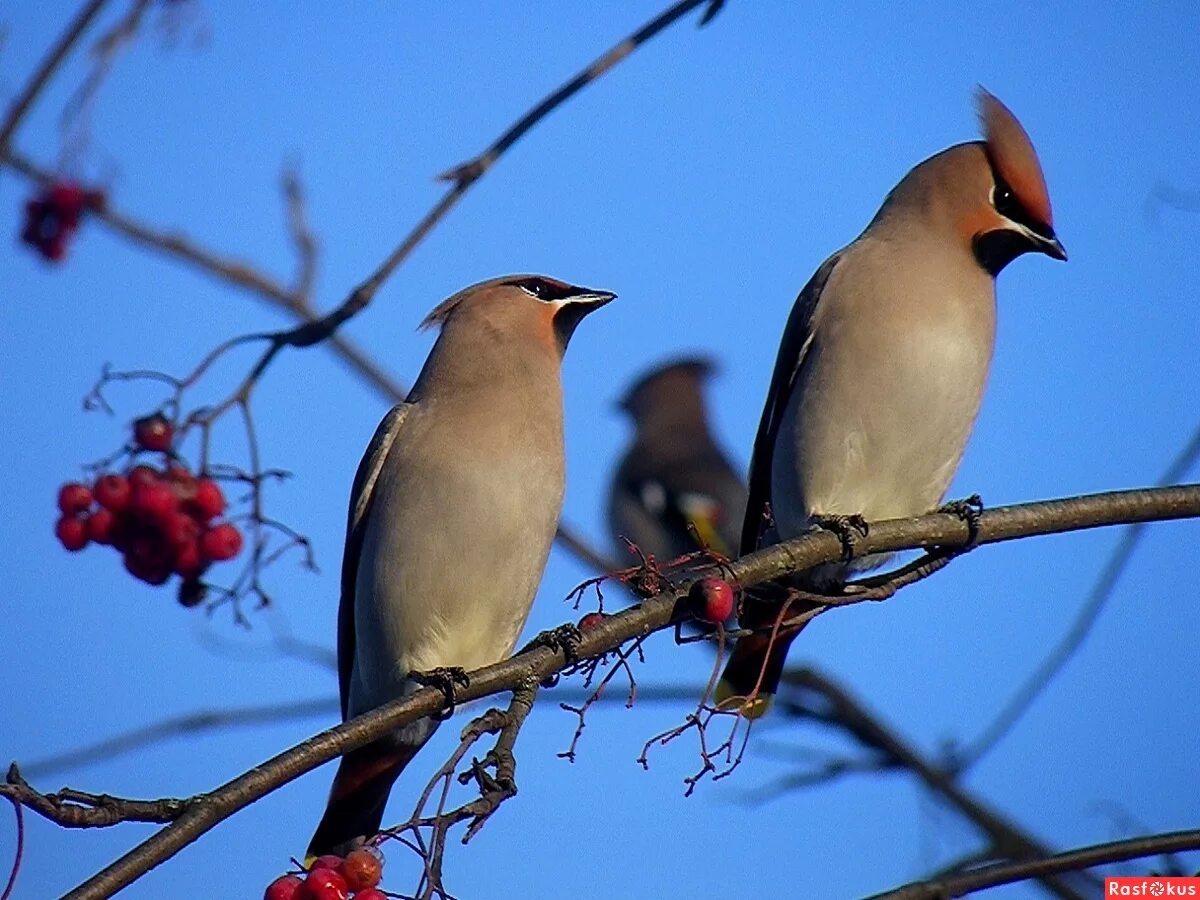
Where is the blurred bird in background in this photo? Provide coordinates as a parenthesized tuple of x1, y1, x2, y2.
(607, 357, 747, 565)
(718, 89, 1067, 717)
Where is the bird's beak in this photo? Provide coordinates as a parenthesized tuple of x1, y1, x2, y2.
(1034, 230, 1068, 262)
(558, 289, 617, 312)
(551, 289, 616, 351)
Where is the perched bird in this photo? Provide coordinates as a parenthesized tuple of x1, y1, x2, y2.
(308, 275, 614, 858)
(607, 357, 747, 563)
(718, 89, 1066, 716)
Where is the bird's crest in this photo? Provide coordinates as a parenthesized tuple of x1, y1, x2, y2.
(977, 87, 1054, 230)
(418, 284, 473, 331)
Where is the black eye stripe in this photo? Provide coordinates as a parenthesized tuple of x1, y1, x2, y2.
(508, 277, 577, 302)
(991, 175, 1054, 240)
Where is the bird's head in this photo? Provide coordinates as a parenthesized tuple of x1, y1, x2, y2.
(420, 274, 615, 356)
(881, 88, 1067, 276)
(617, 356, 716, 423)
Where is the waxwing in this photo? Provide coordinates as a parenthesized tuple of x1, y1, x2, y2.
(718, 89, 1065, 717)
(308, 275, 614, 857)
(608, 357, 747, 563)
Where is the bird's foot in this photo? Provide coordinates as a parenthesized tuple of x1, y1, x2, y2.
(409, 666, 471, 721)
(522, 623, 584, 665)
(810, 513, 870, 562)
(937, 493, 984, 548)
(519, 624, 584, 687)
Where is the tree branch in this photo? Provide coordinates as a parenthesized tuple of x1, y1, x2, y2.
(0, 0, 110, 153)
(39, 484, 1200, 899)
(0, 765, 191, 829)
(774, 669, 1095, 899)
(871, 829, 1200, 899)
(953, 421, 1200, 770)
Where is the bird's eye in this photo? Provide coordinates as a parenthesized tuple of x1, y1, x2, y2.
(992, 181, 1018, 219)
(511, 277, 573, 302)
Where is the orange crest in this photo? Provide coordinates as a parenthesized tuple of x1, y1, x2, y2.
(977, 87, 1054, 229)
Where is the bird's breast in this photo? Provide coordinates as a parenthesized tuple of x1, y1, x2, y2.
(771, 271, 996, 540)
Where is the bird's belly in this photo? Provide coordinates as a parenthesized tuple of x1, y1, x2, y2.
(349, 454, 562, 716)
(771, 322, 990, 539)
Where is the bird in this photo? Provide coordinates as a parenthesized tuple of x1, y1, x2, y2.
(717, 88, 1066, 717)
(607, 357, 747, 564)
(307, 274, 615, 859)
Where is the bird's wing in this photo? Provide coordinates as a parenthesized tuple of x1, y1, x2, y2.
(338, 403, 414, 720)
(740, 253, 841, 555)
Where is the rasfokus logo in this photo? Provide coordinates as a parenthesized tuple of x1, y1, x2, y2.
(1106, 877, 1200, 896)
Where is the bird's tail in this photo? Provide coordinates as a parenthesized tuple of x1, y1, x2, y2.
(715, 583, 815, 718)
(715, 629, 804, 719)
(306, 738, 424, 862)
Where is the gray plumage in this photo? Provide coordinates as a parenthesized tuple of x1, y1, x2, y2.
(309, 274, 613, 857)
(720, 89, 1066, 715)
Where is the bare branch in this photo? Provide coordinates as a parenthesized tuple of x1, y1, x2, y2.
(0, 0, 110, 153)
(773, 669, 1094, 899)
(871, 829, 1200, 899)
(21, 699, 337, 780)
(47, 484, 1200, 899)
(0, 765, 191, 829)
(953, 422, 1200, 770)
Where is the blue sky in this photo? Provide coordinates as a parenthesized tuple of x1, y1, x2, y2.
(2, 3, 1198, 898)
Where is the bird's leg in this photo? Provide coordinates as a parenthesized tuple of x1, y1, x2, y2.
(938, 493, 984, 548)
(409, 666, 471, 722)
(810, 513, 870, 562)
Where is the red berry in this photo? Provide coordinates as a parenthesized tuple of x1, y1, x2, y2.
(131, 481, 178, 522)
(191, 478, 225, 521)
(263, 874, 303, 900)
(177, 577, 207, 608)
(308, 855, 342, 873)
(690, 577, 735, 624)
(340, 847, 383, 891)
(165, 464, 196, 495)
(123, 552, 172, 586)
(133, 413, 174, 452)
(55, 515, 89, 552)
(58, 482, 93, 515)
(88, 507, 116, 544)
(173, 538, 206, 578)
(128, 464, 162, 488)
(94, 474, 131, 512)
(577, 612, 606, 632)
(163, 511, 201, 548)
(201, 522, 243, 562)
(48, 182, 86, 226)
(353, 891, 387, 900)
(298, 868, 348, 900)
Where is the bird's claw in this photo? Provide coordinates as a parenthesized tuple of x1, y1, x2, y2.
(938, 493, 984, 547)
(410, 666, 470, 721)
(811, 513, 870, 562)
(521, 624, 584, 687)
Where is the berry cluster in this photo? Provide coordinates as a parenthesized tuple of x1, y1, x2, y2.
(265, 848, 385, 900)
(21, 182, 96, 262)
(54, 414, 243, 606)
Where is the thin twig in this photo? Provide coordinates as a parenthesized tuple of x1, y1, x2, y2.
(0, 795, 22, 900)
(870, 829, 1200, 899)
(21, 698, 338, 779)
(0, 765, 191, 829)
(772, 669, 1094, 899)
(0, 0, 110, 153)
(953, 421, 1200, 770)
(51, 484, 1200, 899)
